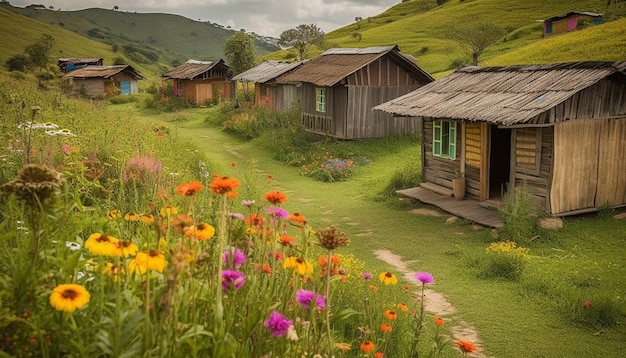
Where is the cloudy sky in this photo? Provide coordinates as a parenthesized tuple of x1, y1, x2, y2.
(8, 0, 397, 37)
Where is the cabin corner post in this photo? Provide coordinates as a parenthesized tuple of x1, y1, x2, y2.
(480, 122, 489, 201)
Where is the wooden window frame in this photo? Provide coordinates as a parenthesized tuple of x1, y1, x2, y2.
(315, 87, 326, 113)
(433, 120, 457, 160)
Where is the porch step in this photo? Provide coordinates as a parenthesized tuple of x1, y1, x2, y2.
(419, 182, 454, 197)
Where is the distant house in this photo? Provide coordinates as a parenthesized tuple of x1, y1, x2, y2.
(64, 65, 145, 98)
(276, 45, 434, 139)
(539, 11, 603, 37)
(57, 58, 103, 73)
(162, 59, 232, 105)
(375, 61, 626, 216)
(231, 60, 307, 110)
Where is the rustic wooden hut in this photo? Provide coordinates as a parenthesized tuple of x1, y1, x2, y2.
(374, 61, 626, 216)
(231, 60, 307, 110)
(162, 59, 232, 105)
(64, 65, 145, 98)
(57, 57, 103, 73)
(539, 11, 603, 37)
(276, 46, 434, 139)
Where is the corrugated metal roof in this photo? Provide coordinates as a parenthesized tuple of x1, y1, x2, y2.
(58, 57, 103, 64)
(64, 65, 145, 80)
(276, 45, 433, 87)
(231, 60, 307, 83)
(374, 61, 626, 125)
(540, 11, 603, 22)
(162, 59, 229, 79)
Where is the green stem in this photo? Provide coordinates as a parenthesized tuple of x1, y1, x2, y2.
(324, 249, 333, 355)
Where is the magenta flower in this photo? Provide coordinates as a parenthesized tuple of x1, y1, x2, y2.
(264, 311, 292, 337)
(221, 270, 246, 291)
(267, 206, 289, 219)
(296, 289, 326, 310)
(223, 249, 246, 268)
(416, 271, 435, 284)
(362, 272, 373, 280)
(582, 301, 592, 308)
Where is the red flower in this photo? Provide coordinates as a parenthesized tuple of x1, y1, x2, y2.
(360, 341, 375, 353)
(210, 175, 240, 196)
(176, 181, 203, 196)
(263, 190, 287, 204)
(434, 317, 445, 326)
(455, 340, 477, 353)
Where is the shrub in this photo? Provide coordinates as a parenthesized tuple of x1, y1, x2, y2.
(478, 240, 530, 281)
(381, 158, 421, 197)
(498, 182, 538, 244)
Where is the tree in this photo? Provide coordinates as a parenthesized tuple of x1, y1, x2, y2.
(24, 34, 55, 69)
(448, 22, 504, 66)
(224, 32, 257, 76)
(278, 24, 325, 61)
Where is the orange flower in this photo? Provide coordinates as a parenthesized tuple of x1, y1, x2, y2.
(455, 340, 477, 353)
(434, 317, 445, 326)
(360, 341, 375, 354)
(176, 181, 203, 196)
(335, 342, 351, 352)
(255, 263, 272, 275)
(173, 214, 193, 233)
(384, 310, 398, 320)
(397, 302, 408, 312)
(245, 213, 263, 226)
(280, 234, 295, 246)
(288, 212, 307, 224)
(210, 175, 240, 195)
(374, 352, 384, 358)
(263, 190, 287, 204)
(368, 285, 379, 292)
(380, 323, 393, 333)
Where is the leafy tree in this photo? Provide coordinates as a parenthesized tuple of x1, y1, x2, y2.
(448, 22, 504, 66)
(4, 54, 30, 72)
(24, 34, 55, 69)
(224, 32, 257, 75)
(278, 24, 325, 61)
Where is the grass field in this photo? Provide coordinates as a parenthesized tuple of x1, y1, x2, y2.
(117, 104, 626, 357)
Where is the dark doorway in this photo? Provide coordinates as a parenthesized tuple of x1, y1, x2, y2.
(489, 126, 511, 200)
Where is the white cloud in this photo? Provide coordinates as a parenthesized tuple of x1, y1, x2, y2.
(7, 0, 396, 37)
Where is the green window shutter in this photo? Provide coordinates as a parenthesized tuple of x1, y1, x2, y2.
(433, 121, 442, 156)
(448, 121, 457, 160)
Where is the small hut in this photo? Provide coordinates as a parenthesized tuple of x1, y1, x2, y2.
(64, 65, 145, 98)
(57, 57, 103, 73)
(539, 11, 603, 37)
(276, 46, 434, 139)
(231, 60, 307, 110)
(162, 59, 232, 105)
(375, 61, 626, 216)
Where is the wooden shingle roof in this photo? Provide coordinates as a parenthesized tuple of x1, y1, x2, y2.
(162, 59, 229, 80)
(374, 61, 626, 125)
(64, 65, 145, 80)
(276, 45, 433, 87)
(231, 60, 308, 83)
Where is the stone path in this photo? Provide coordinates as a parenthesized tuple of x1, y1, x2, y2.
(374, 249, 486, 357)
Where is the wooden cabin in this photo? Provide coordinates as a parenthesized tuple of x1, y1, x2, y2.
(162, 59, 232, 105)
(57, 57, 103, 73)
(231, 60, 307, 110)
(375, 61, 626, 216)
(539, 11, 603, 37)
(276, 46, 434, 139)
(64, 65, 145, 98)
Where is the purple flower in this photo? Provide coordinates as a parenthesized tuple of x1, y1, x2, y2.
(267, 206, 289, 219)
(416, 271, 435, 285)
(223, 249, 246, 268)
(264, 311, 292, 337)
(228, 212, 245, 220)
(221, 270, 246, 291)
(362, 272, 373, 280)
(295, 289, 326, 310)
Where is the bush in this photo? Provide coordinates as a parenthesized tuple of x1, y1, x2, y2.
(477, 241, 530, 281)
(381, 158, 421, 197)
(498, 182, 538, 244)
(4, 54, 31, 72)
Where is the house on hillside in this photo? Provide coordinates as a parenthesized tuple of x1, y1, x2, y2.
(539, 11, 603, 37)
(374, 61, 626, 216)
(57, 57, 103, 73)
(162, 59, 232, 105)
(64, 65, 145, 98)
(276, 46, 434, 139)
(231, 60, 307, 110)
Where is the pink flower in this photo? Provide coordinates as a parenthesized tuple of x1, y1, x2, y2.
(416, 271, 435, 284)
(582, 301, 592, 308)
(223, 248, 246, 268)
(296, 289, 325, 309)
(221, 270, 245, 291)
(362, 272, 373, 280)
(264, 311, 292, 337)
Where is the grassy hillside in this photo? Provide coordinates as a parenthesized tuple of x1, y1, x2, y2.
(0, 4, 280, 62)
(267, 0, 624, 77)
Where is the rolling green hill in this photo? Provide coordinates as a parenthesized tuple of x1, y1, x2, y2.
(0, 3, 280, 64)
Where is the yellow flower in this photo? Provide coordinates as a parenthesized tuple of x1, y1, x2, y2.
(107, 209, 122, 220)
(159, 205, 177, 218)
(397, 302, 408, 312)
(378, 271, 398, 285)
(130, 250, 167, 273)
(283, 256, 314, 276)
(124, 211, 139, 221)
(335, 343, 352, 352)
(113, 240, 138, 257)
(140, 213, 155, 224)
(84, 233, 119, 256)
(185, 223, 215, 240)
(384, 309, 398, 320)
(49, 284, 90, 313)
(102, 262, 126, 281)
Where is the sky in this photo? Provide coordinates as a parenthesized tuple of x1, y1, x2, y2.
(8, 0, 398, 37)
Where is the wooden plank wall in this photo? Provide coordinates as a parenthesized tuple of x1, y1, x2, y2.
(512, 127, 553, 210)
(596, 117, 626, 206)
(423, 120, 468, 194)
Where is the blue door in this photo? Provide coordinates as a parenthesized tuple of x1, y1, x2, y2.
(120, 81, 131, 95)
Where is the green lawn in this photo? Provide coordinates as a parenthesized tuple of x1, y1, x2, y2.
(115, 105, 626, 357)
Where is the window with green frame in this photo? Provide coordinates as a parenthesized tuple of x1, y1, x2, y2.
(315, 88, 326, 113)
(433, 120, 457, 159)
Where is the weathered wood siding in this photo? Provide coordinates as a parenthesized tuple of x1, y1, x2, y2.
(511, 127, 553, 210)
(181, 79, 231, 105)
(275, 84, 299, 111)
(72, 78, 105, 98)
(342, 57, 424, 87)
(550, 118, 626, 214)
(422, 120, 468, 194)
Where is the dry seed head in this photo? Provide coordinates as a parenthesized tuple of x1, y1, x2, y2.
(315, 225, 350, 250)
